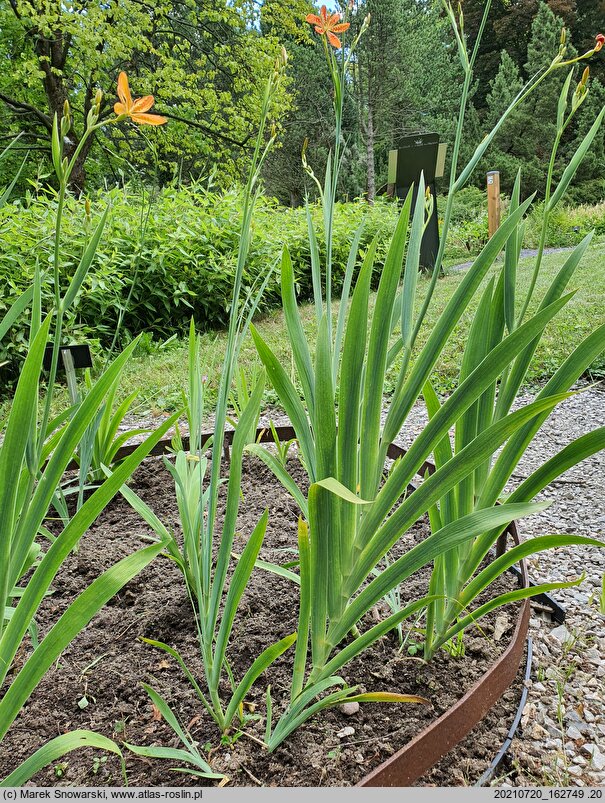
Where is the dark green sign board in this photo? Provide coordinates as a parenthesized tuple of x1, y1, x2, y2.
(386, 133, 446, 271)
(43, 343, 93, 371)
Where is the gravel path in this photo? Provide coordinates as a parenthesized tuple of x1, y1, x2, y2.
(121, 383, 605, 786)
(450, 247, 575, 273)
(504, 388, 605, 787)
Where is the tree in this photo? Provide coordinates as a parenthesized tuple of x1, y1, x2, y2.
(572, 0, 605, 84)
(0, 0, 292, 190)
(481, 50, 528, 191)
(471, 2, 596, 198)
(459, 0, 578, 108)
(261, 38, 336, 205)
(352, 0, 463, 201)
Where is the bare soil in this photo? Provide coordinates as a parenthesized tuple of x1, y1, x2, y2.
(0, 454, 523, 787)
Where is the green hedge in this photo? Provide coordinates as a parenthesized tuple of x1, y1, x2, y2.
(0, 184, 400, 381)
(2, 181, 603, 384)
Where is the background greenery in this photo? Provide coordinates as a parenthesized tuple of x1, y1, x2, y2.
(1, 0, 604, 403)
(0, 0, 603, 203)
(2, 181, 604, 386)
(0, 183, 398, 379)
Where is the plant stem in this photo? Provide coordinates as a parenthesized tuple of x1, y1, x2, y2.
(37, 183, 66, 462)
(517, 131, 562, 325)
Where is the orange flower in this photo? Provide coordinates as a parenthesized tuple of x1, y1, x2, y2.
(595, 34, 605, 53)
(114, 72, 167, 126)
(305, 5, 350, 49)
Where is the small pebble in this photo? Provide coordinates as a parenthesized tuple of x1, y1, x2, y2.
(336, 726, 355, 739)
(340, 702, 360, 717)
(581, 745, 605, 771)
(566, 725, 583, 741)
(550, 625, 574, 645)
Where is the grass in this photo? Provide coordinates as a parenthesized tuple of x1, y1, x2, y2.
(52, 245, 605, 419)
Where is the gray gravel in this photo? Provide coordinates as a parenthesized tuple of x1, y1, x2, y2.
(449, 247, 575, 273)
(120, 383, 605, 786)
(502, 387, 605, 787)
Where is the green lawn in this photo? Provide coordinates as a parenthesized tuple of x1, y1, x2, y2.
(60, 245, 605, 418)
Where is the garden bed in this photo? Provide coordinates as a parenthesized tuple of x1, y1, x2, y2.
(0, 454, 524, 787)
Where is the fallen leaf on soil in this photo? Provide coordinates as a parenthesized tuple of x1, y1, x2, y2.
(151, 703, 163, 722)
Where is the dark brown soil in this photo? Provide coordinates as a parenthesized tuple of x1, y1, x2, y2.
(0, 453, 523, 787)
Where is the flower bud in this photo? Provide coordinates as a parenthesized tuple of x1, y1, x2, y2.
(424, 186, 434, 220)
(560, 27, 566, 46)
(60, 99, 71, 137)
(572, 67, 590, 112)
(84, 197, 91, 218)
(94, 88, 103, 109)
(280, 46, 288, 67)
(301, 137, 309, 169)
(595, 33, 605, 53)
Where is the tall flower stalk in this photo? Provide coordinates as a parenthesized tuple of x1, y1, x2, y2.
(415, 4, 604, 346)
(39, 75, 166, 469)
(303, 5, 368, 340)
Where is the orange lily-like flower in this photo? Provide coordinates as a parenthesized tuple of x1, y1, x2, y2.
(114, 72, 167, 126)
(305, 5, 350, 49)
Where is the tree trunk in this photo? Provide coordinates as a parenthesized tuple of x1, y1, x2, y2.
(366, 98, 376, 205)
(33, 24, 89, 192)
(65, 135, 93, 195)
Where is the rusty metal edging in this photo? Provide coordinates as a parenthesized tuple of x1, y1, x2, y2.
(65, 424, 299, 471)
(95, 425, 532, 787)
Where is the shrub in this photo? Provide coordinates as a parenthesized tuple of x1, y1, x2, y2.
(0, 184, 400, 385)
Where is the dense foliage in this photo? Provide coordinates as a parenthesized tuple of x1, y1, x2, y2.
(0, 0, 603, 204)
(2, 181, 604, 386)
(1, 1, 605, 783)
(262, 0, 605, 203)
(0, 184, 399, 380)
(0, 0, 294, 190)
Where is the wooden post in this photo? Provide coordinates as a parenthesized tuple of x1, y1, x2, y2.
(487, 171, 501, 238)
